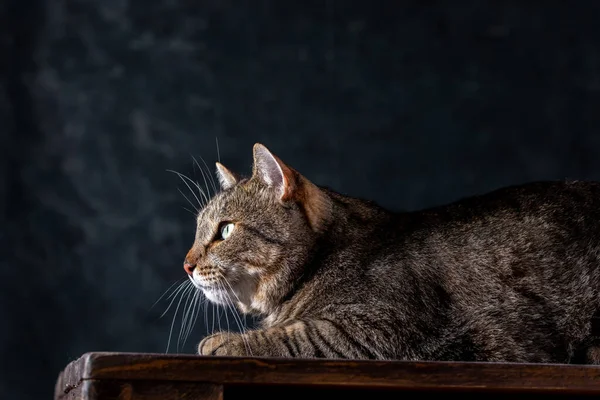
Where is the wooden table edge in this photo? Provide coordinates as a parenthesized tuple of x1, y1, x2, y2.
(54, 352, 600, 399)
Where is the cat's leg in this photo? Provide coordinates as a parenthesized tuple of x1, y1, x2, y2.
(198, 319, 382, 359)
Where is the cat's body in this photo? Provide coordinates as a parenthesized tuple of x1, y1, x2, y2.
(184, 144, 600, 363)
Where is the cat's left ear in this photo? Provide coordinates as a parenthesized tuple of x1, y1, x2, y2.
(215, 162, 239, 190)
(252, 143, 296, 201)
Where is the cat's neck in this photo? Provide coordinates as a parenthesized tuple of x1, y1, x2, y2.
(324, 188, 395, 240)
(256, 189, 395, 323)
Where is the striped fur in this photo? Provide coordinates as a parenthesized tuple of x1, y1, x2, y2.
(186, 143, 600, 363)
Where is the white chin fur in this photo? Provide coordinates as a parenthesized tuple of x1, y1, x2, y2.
(190, 273, 255, 308)
(202, 288, 229, 305)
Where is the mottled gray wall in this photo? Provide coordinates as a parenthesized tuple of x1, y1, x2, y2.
(3, 1, 600, 399)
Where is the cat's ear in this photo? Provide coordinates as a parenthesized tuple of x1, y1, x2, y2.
(252, 143, 295, 200)
(215, 162, 239, 190)
(252, 143, 333, 232)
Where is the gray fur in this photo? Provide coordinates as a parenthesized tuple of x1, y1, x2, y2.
(184, 143, 600, 363)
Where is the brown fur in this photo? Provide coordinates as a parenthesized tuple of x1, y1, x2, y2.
(184, 143, 600, 363)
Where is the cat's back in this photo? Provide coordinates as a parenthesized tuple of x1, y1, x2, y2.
(319, 179, 600, 277)
(394, 180, 600, 319)
(297, 180, 600, 296)
(326, 179, 600, 303)
(395, 180, 600, 246)
(419, 179, 600, 224)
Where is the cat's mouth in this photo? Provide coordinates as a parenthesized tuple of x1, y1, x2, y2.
(188, 275, 209, 290)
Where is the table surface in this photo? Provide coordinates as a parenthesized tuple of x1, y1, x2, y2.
(54, 352, 600, 400)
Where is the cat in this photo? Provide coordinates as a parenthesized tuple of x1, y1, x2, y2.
(183, 143, 600, 363)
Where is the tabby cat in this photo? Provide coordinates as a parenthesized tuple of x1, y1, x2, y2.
(183, 143, 600, 363)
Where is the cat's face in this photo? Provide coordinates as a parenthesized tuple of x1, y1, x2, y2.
(183, 144, 332, 315)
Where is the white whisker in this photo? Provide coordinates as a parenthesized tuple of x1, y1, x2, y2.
(221, 277, 244, 308)
(203, 295, 209, 340)
(168, 169, 206, 209)
(159, 280, 192, 319)
(200, 155, 219, 195)
(216, 300, 224, 337)
(189, 157, 211, 204)
(177, 168, 209, 205)
(149, 278, 186, 311)
(166, 282, 194, 353)
(222, 277, 252, 356)
(181, 206, 197, 216)
(192, 156, 217, 198)
(211, 301, 216, 336)
(183, 293, 203, 349)
(217, 281, 232, 343)
(221, 278, 246, 329)
(178, 284, 197, 352)
(176, 187, 199, 213)
(180, 289, 201, 350)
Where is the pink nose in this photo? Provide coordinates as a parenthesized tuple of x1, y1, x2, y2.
(183, 262, 195, 276)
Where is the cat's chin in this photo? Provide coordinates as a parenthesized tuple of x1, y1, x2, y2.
(201, 287, 230, 305)
(190, 276, 255, 309)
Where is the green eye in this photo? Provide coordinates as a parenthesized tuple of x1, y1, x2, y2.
(220, 223, 235, 240)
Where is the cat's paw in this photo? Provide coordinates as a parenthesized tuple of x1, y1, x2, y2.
(198, 332, 228, 355)
(198, 332, 245, 356)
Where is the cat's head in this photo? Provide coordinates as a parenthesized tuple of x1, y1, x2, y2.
(183, 143, 332, 315)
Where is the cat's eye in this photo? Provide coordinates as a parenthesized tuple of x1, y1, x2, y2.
(220, 223, 235, 240)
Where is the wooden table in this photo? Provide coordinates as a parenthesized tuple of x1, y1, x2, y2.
(54, 352, 600, 399)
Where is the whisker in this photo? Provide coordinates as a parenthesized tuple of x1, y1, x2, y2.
(203, 295, 209, 339)
(175, 168, 209, 206)
(211, 301, 216, 336)
(178, 285, 197, 352)
(189, 155, 212, 200)
(222, 278, 252, 356)
(220, 294, 249, 356)
(183, 290, 201, 348)
(159, 280, 192, 319)
(167, 280, 192, 300)
(200, 155, 219, 195)
(215, 137, 221, 163)
(166, 282, 194, 353)
(181, 286, 195, 332)
(221, 278, 247, 332)
(216, 299, 223, 337)
(221, 277, 244, 308)
(181, 206, 197, 216)
(183, 293, 203, 349)
(176, 187, 198, 213)
(189, 157, 210, 204)
(189, 164, 212, 206)
(168, 169, 205, 209)
(149, 278, 186, 311)
(192, 156, 217, 198)
(217, 281, 232, 345)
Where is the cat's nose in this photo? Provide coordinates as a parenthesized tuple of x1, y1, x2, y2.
(183, 261, 195, 276)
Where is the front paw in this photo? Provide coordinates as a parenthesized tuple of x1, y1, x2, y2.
(198, 332, 245, 356)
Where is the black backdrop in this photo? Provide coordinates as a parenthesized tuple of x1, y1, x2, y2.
(3, 1, 600, 399)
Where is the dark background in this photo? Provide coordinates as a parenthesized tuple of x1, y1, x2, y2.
(3, 1, 600, 399)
